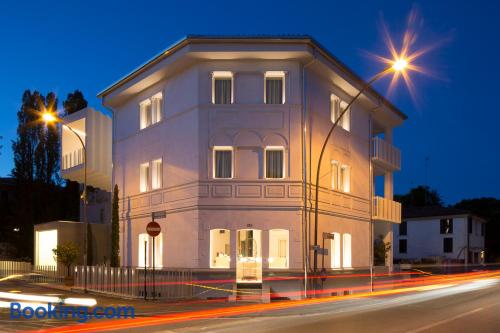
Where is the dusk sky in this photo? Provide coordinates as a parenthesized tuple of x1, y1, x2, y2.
(0, 0, 499, 204)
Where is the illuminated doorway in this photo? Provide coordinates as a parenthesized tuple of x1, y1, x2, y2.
(236, 229, 262, 283)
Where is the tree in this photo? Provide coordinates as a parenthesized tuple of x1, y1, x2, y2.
(374, 235, 391, 266)
(53, 242, 79, 277)
(111, 185, 120, 267)
(394, 185, 443, 207)
(63, 90, 88, 115)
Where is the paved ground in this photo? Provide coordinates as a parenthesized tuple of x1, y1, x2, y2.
(1, 273, 500, 332)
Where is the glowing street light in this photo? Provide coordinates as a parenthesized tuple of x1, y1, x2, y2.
(40, 109, 89, 294)
(392, 58, 408, 71)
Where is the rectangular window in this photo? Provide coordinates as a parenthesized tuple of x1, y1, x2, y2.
(330, 232, 341, 269)
(265, 71, 285, 104)
(210, 229, 230, 268)
(443, 237, 453, 253)
(265, 147, 284, 179)
(269, 229, 289, 269)
(331, 161, 339, 190)
(151, 158, 162, 190)
(139, 162, 150, 193)
(138, 233, 149, 267)
(440, 218, 453, 234)
(339, 165, 350, 193)
(140, 93, 163, 130)
(330, 95, 350, 131)
(138, 233, 162, 268)
(343, 233, 352, 268)
(399, 239, 407, 253)
(399, 221, 408, 236)
(213, 147, 233, 179)
(212, 72, 233, 104)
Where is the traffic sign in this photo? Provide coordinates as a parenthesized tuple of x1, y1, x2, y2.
(146, 221, 161, 237)
(152, 211, 166, 219)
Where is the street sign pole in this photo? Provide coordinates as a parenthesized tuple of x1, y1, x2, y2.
(144, 240, 147, 300)
(147, 213, 163, 301)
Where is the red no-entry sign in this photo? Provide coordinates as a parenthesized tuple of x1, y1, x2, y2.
(146, 221, 161, 237)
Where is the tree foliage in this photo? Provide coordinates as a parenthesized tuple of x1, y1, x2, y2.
(63, 90, 88, 115)
(53, 242, 79, 277)
(111, 185, 120, 267)
(394, 185, 443, 207)
(374, 235, 391, 266)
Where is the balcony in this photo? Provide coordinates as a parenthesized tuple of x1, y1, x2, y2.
(62, 148, 84, 170)
(371, 137, 401, 172)
(373, 196, 401, 224)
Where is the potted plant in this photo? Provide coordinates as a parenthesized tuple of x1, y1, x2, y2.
(53, 242, 79, 286)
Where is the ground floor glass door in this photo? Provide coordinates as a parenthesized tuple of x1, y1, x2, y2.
(236, 229, 262, 283)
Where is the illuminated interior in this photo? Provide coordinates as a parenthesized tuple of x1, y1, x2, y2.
(237, 229, 262, 283)
(330, 232, 341, 269)
(268, 229, 289, 269)
(210, 229, 230, 268)
(35, 230, 58, 267)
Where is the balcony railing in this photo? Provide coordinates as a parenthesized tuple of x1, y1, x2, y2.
(62, 148, 84, 170)
(373, 196, 401, 224)
(371, 137, 401, 171)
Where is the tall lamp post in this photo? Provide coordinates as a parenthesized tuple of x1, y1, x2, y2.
(312, 59, 409, 273)
(42, 112, 88, 293)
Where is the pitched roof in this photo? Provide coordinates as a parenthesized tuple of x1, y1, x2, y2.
(98, 34, 407, 120)
(403, 205, 471, 219)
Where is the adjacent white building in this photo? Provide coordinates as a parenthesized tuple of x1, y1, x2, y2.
(60, 35, 406, 284)
(394, 206, 486, 264)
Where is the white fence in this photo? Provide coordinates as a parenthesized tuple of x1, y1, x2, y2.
(74, 266, 194, 300)
(0, 261, 65, 283)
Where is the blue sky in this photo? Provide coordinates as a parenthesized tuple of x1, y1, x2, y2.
(0, 0, 499, 204)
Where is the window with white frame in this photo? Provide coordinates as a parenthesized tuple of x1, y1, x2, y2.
(265, 71, 285, 104)
(330, 232, 341, 269)
(140, 92, 163, 130)
(331, 160, 339, 190)
(213, 147, 233, 179)
(339, 165, 350, 193)
(151, 158, 163, 190)
(330, 94, 350, 131)
(343, 233, 352, 268)
(138, 233, 162, 268)
(139, 162, 150, 193)
(212, 71, 233, 104)
(210, 229, 230, 268)
(269, 229, 289, 269)
(265, 147, 284, 179)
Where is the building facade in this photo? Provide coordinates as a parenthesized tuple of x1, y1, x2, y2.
(394, 206, 486, 264)
(63, 36, 405, 284)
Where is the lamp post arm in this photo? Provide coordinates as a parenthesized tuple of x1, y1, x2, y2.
(312, 68, 390, 272)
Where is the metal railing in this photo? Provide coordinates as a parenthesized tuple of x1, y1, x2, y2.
(0, 261, 65, 283)
(74, 266, 194, 300)
(371, 137, 401, 171)
(62, 148, 84, 170)
(373, 196, 402, 224)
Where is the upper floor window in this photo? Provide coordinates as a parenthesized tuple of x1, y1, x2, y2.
(265, 147, 284, 179)
(265, 71, 285, 104)
(151, 158, 163, 190)
(440, 218, 453, 234)
(213, 146, 233, 179)
(339, 165, 350, 193)
(331, 94, 350, 132)
(212, 71, 233, 104)
(139, 162, 150, 193)
(331, 160, 339, 190)
(140, 92, 162, 130)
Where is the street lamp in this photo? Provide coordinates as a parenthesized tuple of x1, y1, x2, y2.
(311, 58, 409, 273)
(41, 110, 88, 293)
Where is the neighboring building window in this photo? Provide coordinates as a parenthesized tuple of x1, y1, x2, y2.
(212, 71, 233, 104)
(265, 147, 284, 179)
(399, 239, 407, 254)
(331, 94, 350, 132)
(140, 92, 163, 130)
(481, 223, 485, 236)
(440, 218, 453, 234)
(443, 237, 453, 253)
(339, 165, 350, 193)
(331, 161, 339, 190)
(213, 147, 233, 179)
(269, 229, 289, 269)
(265, 71, 285, 104)
(138, 233, 163, 268)
(151, 158, 163, 190)
(343, 233, 352, 268)
(210, 229, 230, 268)
(139, 162, 150, 193)
(399, 221, 408, 236)
(330, 232, 341, 269)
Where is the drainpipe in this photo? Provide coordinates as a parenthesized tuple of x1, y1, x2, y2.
(302, 53, 317, 298)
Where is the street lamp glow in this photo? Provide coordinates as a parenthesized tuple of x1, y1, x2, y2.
(392, 58, 408, 71)
(41, 112, 58, 123)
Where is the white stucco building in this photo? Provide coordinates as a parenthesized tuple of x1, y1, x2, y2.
(61, 35, 406, 285)
(394, 206, 486, 264)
